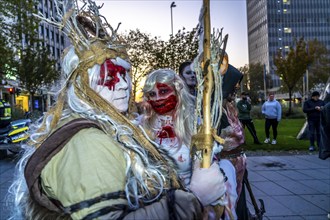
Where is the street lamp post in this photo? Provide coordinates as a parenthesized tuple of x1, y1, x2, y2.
(170, 2, 176, 35)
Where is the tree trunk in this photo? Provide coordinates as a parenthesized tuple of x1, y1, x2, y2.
(288, 89, 292, 115)
(29, 92, 35, 111)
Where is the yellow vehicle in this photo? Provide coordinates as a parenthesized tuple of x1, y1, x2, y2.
(0, 119, 31, 159)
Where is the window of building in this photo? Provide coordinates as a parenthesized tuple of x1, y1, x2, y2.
(283, 0, 290, 5)
(283, 9, 290, 14)
(284, 46, 289, 52)
(284, 27, 291, 33)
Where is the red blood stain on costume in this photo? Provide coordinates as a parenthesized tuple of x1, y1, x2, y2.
(158, 125, 175, 138)
(98, 59, 126, 90)
(147, 83, 177, 115)
(177, 154, 186, 162)
(157, 125, 176, 144)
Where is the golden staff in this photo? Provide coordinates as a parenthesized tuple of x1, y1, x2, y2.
(191, 0, 226, 218)
(201, 0, 213, 168)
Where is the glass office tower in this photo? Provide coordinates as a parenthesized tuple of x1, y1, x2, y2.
(246, 0, 330, 90)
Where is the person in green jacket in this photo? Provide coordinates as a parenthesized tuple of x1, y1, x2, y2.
(237, 92, 262, 144)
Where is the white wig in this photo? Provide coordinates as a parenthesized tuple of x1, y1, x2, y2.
(142, 69, 195, 147)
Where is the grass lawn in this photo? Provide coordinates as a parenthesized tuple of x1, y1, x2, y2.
(243, 118, 310, 151)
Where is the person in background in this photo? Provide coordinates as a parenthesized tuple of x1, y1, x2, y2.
(0, 99, 11, 128)
(319, 86, 330, 160)
(237, 92, 262, 145)
(178, 61, 197, 96)
(262, 92, 282, 145)
(303, 91, 325, 151)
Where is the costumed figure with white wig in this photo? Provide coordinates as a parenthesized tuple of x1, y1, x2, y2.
(7, 1, 229, 219)
(140, 68, 237, 220)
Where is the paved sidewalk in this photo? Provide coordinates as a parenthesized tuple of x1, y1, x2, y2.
(245, 154, 330, 220)
(0, 153, 329, 219)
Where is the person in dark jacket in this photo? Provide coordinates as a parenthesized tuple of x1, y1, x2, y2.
(319, 87, 330, 160)
(237, 92, 262, 144)
(303, 91, 325, 151)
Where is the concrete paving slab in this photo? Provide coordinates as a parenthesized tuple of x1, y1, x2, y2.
(297, 169, 330, 180)
(298, 179, 330, 194)
(300, 194, 330, 211)
(273, 195, 325, 215)
(251, 181, 294, 196)
(276, 179, 323, 195)
(247, 170, 268, 182)
(253, 195, 294, 217)
(256, 170, 289, 181)
(278, 170, 316, 180)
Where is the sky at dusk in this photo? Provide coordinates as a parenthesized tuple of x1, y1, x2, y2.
(96, 0, 248, 68)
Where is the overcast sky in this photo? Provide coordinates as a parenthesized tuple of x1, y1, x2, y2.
(97, 0, 248, 68)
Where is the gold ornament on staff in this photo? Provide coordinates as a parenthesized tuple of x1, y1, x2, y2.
(191, 0, 226, 169)
(190, 0, 230, 218)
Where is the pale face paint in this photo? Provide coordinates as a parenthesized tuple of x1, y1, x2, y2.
(181, 65, 197, 87)
(96, 59, 130, 113)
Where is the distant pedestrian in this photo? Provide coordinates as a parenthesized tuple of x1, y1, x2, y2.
(261, 92, 282, 145)
(303, 91, 325, 151)
(237, 92, 262, 144)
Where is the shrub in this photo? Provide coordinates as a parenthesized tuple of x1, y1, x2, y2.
(25, 110, 43, 122)
(11, 105, 27, 120)
(250, 105, 264, 119)
(282, 107, 306, 119)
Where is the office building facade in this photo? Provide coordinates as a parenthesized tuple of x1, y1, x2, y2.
(37, 0, 70, 70)
(246, 0, 330, 90)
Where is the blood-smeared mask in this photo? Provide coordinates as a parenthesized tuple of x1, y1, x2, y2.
(95, 59, 130, 113)
(98, 59, 126, 90)
(147, 83, 177, 115)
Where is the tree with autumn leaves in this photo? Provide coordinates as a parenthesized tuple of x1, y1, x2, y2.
(274, 37, 329, 115)
(123, 27, 198, 101)
(0, 0, 60, 110)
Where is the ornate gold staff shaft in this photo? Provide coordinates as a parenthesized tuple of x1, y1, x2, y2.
(190, 1, 226, 218)
(201, 0, 213, 169)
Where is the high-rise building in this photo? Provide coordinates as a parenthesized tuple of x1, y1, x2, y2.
(37, 0, 70, 70)
(246, 0, 330, 90)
